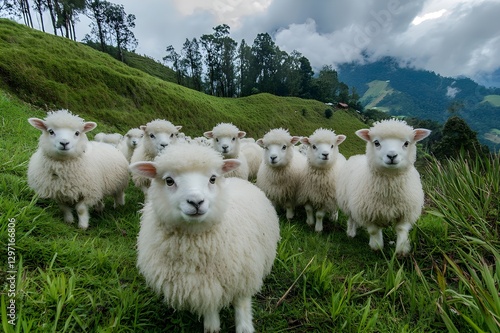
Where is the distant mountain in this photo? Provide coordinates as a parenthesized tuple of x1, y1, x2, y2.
(338, 57, 500, 151)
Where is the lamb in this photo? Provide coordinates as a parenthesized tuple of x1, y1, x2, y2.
(27, 109, 130, 229)
(204, 123, 249, 180)
(130, 119, 182, 193)
(256, 128, 307, 220)
(240, 141, 263, 180)
(336, 119, 431, 255)
(296, 128, 347, 232)
(94, 132, 123, 146)
(130, 144, 280, 333)
(117, 128, 144, 162)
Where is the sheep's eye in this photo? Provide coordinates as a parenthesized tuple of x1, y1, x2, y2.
(312, 145, 317, 150)
(149, 133, 155, 139)
(170, 133, 174, 138)
(216, 138, 219, 142)
(282, 145, 287, 150)
(331, 145, 334, 149)
(403, 141, 409, 148)
(209, 175, 216, 184)
(232, 137, 236, 142)
(165, 177, 175, 186)
(140, 134, 144, 138)
(75, 131, 80, 136)
(48, 129, 55, 135)
(373, 140, 381, 147)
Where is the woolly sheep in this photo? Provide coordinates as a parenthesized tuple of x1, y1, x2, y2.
(336, 119, 431, 255)
(130, 119, 182, 193)
(204, 123, 249, 180)
(241, 141, 263, 180)
(27, 110, 129, 229)
(117, 128, 144, 162)
(296, 129, 347, 232)
(94, 132, 123, 146)
(130, 144, 280, 333)
(256, 128, 307, 220)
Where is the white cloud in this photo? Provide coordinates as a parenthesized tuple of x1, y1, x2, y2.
(411, 9, 447, 25)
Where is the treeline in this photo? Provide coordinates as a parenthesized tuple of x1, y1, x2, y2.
(163, 24, 362, 105)
(0, 0, 137, 62)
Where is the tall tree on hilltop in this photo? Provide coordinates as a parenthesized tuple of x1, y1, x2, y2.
(163, 45, 184, 85)
(32, 0, 45, 32)
(315, 65, 340, 103)
(236, 39, 252, 97)
(251, 32, 278, 95)
(85, 0, 109, 51)
(103, 2, 137, 62)
(181, 38, 203, 91)
(298, 56, 313, 99)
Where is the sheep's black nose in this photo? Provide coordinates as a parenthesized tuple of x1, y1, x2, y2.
(160, 143, 168, 148)
(222, 145, 229, 152)
(322, 153, 329, 159)
(270, 155, 277, 162)
(187, 199, 204, 209)
(60, 141, 69, 148)
(387, 153, 398, 162)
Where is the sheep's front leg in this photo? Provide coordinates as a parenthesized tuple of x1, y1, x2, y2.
(75, 201, 90, 230)
(315, 210, 326, 232)
(304, 203, 314, 226)
(346, 217, 358, 238)
(234, 296, 254, 333)
(59, 203, 74, 223)
(285, 202, 294, 220)
(113, 190, 125, 208)
(203, 309, 221, 333)
(366, 224, 383, 251)
(395, 221, 412, 256)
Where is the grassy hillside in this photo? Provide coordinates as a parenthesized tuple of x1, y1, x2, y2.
(483, 94, 500, 107)
(0, 18, 365, 156)
(360, 80, 393, 111)
(1, 19, 499, 333)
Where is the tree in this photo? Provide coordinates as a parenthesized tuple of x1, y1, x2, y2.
(251, 32, 279, 95)
(432, 116, 489, 160)
(314, 65, 340, 103)
(54, 0, 86, 40)
(85, 0, 109, 51)
(236, 39, 252, 97)
(103, 3, 137, 62)
(298, 56, 313, 98)
(181, 38, 203, 91)
(163, 45, 184, 85)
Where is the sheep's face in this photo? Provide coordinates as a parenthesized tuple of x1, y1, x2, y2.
(130, 145, 241, 230)
(28, 117, 96, 160)
(301, 134, 346, 168)
(125, 129, 144, 149)
(204, 128, 246, 159)
(141, 128, 179, 155)
(257, 136, 301, 168)
(356, 125, 430, 172)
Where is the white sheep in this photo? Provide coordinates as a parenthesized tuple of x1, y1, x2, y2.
(130, 119, 182, 193)
(296, 128, 347, 232)
(241, 141, 263, 180)
(336, 119, 431, 255)
(117, 128, 144, 162)
(130, 144, 280, 333)
(94, 132, 123, 146)
(256, 128, 307, 220)
(27, 110, 130, 229)
(204, 123, 249, 180)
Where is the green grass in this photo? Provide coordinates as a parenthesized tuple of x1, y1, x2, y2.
(482, 95, 500, 107)
(360, 80, 393, 110)
(1, 19, 499, 332)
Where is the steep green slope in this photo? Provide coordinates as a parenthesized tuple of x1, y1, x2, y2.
(0, 19, 366, 156)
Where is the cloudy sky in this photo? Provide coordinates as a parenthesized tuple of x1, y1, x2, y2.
(69, 0, 500, 86)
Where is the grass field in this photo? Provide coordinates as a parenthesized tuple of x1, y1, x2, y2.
(360, 80, 394, 110)
(0, 19, 499, 333)
(482, 95, 500, 107)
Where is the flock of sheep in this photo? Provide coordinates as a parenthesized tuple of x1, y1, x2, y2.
(27, 109, 430, 333)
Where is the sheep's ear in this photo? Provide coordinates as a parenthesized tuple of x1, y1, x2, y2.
(336, 135, 347, 145)
(256, 139, 265, 147)
(300, 137, 311, 146)
(290, 136, 301, 145)
(83, 122, 97, 133)
(220, 159, 241, 174)
(140, 125, 147, 131)
(28, 118, 47, 131)
(355, 129, 371, 142)
(129, 162, 158, 179)
(175, 126, 182, 131)
(204, 131, 214, 139)
(413, 129, 431, 142)
(237, 131, 246, 139)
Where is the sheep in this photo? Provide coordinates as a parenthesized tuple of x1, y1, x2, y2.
(27, 109, 130, 229)
(94, 132, 123, 146)
(130, 144, 280, 333)
(240, 141, 263, 180)
(256, 128, 307, 220)
(130, 119, 182, 193)
(117, 128, 144, 162)
(204, 123, 249, 180)
(296, 128, 347, 232)
(336, 119, 431, 256)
